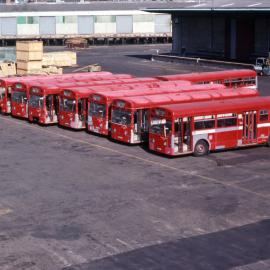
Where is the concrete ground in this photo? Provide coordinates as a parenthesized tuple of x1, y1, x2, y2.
(1, 44, 270, 270)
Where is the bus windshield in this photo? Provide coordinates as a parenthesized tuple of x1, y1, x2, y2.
(12, 91, 27, 104)
(150, 118, 172, 136)
(62, 98, 76, 112)
(89, 102, 106, 118)
(29, 95, 44, 108)
(112, 108, 132, 126)
(0, 87, 5, 100)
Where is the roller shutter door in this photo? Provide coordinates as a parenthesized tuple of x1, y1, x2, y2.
(78, 16, 94, 35)
(116, 16, 133, 34)
(39, 17, 56, 35)
(1, 17, 17, 36)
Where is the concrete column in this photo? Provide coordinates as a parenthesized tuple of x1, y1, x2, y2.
(172, 14, 182, 54)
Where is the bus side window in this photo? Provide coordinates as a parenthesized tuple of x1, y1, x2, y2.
(194, 117, 215, 130)
(260, 110, 269, 121)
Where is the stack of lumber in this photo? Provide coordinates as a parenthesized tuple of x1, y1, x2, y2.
(0, 61, 16, 77)
(42, 51, 77, 67)
(16, 41, 43, 75)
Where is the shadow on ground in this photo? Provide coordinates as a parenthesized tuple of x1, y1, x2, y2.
(63, 219, 270, 270)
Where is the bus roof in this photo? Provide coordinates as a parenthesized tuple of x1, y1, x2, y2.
(92, 83, 226, 101)
(154, 96, 270, 118)
(112, 87, 258, 110)
(156, 69, 256, 82)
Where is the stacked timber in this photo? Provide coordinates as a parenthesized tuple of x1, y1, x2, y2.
(0, 61, 16, 77)
(42, 51, 77, 67)
(16, 41, 43, 75)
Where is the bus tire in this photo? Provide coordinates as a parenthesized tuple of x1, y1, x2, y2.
(194, 140, 209, 157)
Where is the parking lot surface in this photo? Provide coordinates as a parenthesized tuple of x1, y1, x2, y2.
(1, 44, 270, 270)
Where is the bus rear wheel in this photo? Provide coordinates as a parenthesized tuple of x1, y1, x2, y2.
(194, 140, 209, 157)
(267, 136, 270, 147)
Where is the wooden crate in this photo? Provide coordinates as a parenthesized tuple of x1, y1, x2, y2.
(42, 51, 77, 67)
(16, 51, 43, 61)
(17, 60, 42, 71)
(16, 41, 43, 52)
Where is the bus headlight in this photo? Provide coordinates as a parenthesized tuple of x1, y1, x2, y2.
(152, 139, 155, 143)
(164, 142, 167, 146)
(124, 130, 128, 136)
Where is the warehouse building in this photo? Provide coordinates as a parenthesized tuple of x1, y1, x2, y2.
(0, 3, 172, 44)
(146, 0, 270, 62)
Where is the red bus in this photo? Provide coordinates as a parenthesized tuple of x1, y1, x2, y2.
(29, 85, 62, 124)
(11, 73, 134, 119)
(0, 75, 52, 114)
(88, 84, 225, 136)
(28, 77, 168, 125)
(110, 87, 259, 144)
(0, 71, 116, 114)
(149, 96, 270, 156)
(156, 69, 257, 89)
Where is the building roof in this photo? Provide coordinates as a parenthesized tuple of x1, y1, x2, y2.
(0, 2, 191, 13)
(144, 0, 270, 13)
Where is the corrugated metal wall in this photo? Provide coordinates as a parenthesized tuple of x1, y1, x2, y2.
(78, 16, 94, 35)
(39, 16, 56, 35)
(1, 17, 17, 36)
(116, 16, 133, 34)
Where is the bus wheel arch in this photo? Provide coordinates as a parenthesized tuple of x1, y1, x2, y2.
(194, 139, 209, 157)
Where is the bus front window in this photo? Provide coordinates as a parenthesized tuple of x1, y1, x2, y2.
(0, 87, 5, 100)
(29, 95, 44, 108)
(150, 118, 172, 137)
(112, 108, 131, 126)
(89, 102, 106, 118)
(62, 98, 76, 112)
(12, 91, 27, 104)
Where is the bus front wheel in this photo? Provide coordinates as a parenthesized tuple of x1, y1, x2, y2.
(194, 140, 209, 157)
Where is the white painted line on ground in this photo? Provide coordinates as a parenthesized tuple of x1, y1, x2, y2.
(248, 2, 262, 7)
(221, 3, 234, 7)
(1, 116, 270, 200)
(116, 238, 134, 249)
(190, 3, 207, 7)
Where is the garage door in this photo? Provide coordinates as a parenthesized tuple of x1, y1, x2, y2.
(78, 16, 94, 35)
(1, 17, 17, 36)
(116, 16, 133, 34)
(39, 17, 56, 35)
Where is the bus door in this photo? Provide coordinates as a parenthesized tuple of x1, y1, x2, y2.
(46, 95, 54, 121)
(175, 117, 192, 153)
(78, 98, 86, 122)
(135, 109, 149, 142)
(243, 111, 257, 144)
(54, 95, 59, 116)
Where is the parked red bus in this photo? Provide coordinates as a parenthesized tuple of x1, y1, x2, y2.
(0, 75, 52, 114)
(110, 87, 259, 144)
(156, 69, 257, 89)
(88, 84, 225, 136)
(149, 96, 270, 156)
(11, 73, 134, 119)
(28, 77, 169, 125)
(0, 71, 116, 114)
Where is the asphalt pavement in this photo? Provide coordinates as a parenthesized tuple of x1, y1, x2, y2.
(1, 44, 270, 270)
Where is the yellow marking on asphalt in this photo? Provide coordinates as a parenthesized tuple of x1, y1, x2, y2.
(0, 208, 12, 217)
(1, 115, 270, 200)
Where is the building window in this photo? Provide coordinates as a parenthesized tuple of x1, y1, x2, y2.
(56, 16, 77, 24)
(17, 16, 39, 24)
(94, 16, 116, 23)
(133, 15, 154, 23)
